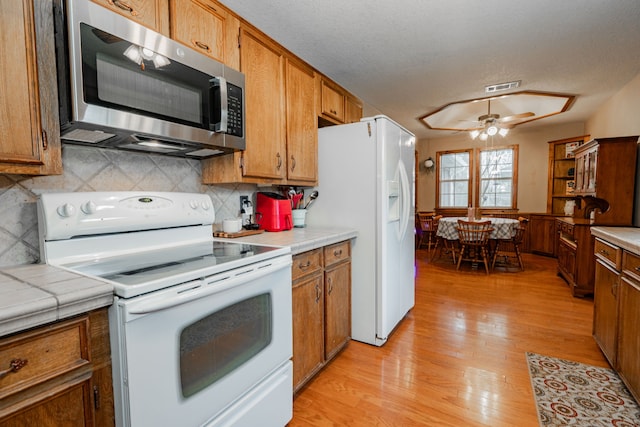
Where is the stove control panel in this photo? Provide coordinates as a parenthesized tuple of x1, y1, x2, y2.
(38, 191, 216, 241)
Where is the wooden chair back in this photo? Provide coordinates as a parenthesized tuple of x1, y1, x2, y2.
(456, 220, 493, 246)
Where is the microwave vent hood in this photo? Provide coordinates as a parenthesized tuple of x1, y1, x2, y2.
(54, 0, 245, 159)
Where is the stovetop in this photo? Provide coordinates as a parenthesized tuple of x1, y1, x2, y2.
(57, 239, 288, 298)
(37, 191, 290, 298)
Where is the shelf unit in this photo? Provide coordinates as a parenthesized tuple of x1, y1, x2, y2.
(546, 135, 590, 215)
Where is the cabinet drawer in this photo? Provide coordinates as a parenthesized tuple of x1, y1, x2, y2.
(324, 241, 350, 267)
(623, 251, 640, 280)
(0, 316, 90, 399)
(292, 248, 323, 281)
(560, 221, 574, 236)
(594, 238, 621, 270)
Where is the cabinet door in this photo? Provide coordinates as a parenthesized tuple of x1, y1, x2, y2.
(586, 148, 598, 194)
(324, 262, 351, 360)
(557, 238, 577, 284)
(618, 276, 640, 401)
(345, 96, 363, 124)
(90, 0, 169, 34)
(0, 0, 61, 175)
(574, 152, 586, 193)
(1, 378, 93, 426)
(292, 274, 324, 392)
(285, 58, 317, 183)
(239, 27, 286, 180)
(170, 0, 239, 68)
(529, 215, 556, 256)
(320, 81, 345, 122)
(593, 259, 619, 366)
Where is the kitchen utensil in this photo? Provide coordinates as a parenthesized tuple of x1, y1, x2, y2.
(304, 191, 318, 209)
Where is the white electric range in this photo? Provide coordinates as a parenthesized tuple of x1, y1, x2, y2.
(38, 191, 293, 427)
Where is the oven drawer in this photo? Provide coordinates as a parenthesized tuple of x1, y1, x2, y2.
(292, 248, 323, 281)
(0, 316, 90, 399)
(324, 241, 350, 268)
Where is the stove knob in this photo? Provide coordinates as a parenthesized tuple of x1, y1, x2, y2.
(81, 201, 97, 215)
(201, 200, 211, 210)
(57, 203, 75, 218)
(189, 200, 199, 210)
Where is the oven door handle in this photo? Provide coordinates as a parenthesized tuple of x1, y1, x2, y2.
(126, 259, 290, 316)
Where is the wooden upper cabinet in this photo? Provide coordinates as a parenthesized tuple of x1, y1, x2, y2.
(345, 95, 363, 124)
(318, 76, 363, 126)
(0, 0, 61, 175)
(572, 136, 638, 225)
(286, 58, 317, 183)
(169, 0, 239, 69)
(238, 25, 286, 180)
(321, 81, 345, 122)
(90, 0, 170, 35)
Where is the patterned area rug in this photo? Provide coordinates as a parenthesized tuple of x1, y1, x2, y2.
(526, 352, 640, 426)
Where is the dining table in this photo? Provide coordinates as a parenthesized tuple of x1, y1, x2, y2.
(436, 217, 520, 241)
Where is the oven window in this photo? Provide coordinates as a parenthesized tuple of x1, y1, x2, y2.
(179, 293, 272, 398)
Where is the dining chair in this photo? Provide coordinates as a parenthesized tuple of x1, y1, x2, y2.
(416, 213, 440, 257)
(431, 216, 457, 263)
(456, 220, 493, 274)
(491, 217, 529, 271)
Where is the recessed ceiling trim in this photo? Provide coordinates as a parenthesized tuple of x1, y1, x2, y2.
(419, 91, 576, 132)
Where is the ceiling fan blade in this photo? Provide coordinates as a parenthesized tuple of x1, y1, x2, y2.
(499, 112, 535, 123)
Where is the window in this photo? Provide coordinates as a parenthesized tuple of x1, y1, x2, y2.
(477, 145, 518, 208)
(435, 145, 518, 210)
(436, 149, 472, 208)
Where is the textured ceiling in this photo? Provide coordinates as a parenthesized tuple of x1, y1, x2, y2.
(219, 0, 640, 139)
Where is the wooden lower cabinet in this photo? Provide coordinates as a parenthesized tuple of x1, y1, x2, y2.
(292, 271, 324, 390)
(618, 253, 640, 402)
(592, 236, 640, 402)
(593, 258, 619, 365)
(292, 241, 351, 393)
(556, 218, 594, 297)
(528, 214, 558, 256)
(0, 308, 114, 426)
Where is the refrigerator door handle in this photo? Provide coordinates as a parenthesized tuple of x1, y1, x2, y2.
(398, 160, 411, 241)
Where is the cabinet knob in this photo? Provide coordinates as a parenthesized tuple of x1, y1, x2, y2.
(298, 260, 311, 270)
(0, 358, 28, 380)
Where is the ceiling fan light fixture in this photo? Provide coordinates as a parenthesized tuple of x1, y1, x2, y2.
(470, 130, 480, 140)
(486, 124, 499, 136)
(479, 133, 488, 141)
(498, 127, 509, 137)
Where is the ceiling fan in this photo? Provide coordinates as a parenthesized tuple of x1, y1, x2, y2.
(468, 99, 535, 140)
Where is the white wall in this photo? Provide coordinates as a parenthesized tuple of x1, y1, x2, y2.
(416, 122, 586, 213)
(586, 73, 640, 138)
(415, 71, 640, 213)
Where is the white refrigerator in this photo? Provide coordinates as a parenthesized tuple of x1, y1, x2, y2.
(306, 115, 415, 346)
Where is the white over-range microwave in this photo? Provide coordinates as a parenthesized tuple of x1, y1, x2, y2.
(53, 0, 245, 158)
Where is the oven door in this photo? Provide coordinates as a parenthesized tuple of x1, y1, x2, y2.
(109, 255, 292, 427)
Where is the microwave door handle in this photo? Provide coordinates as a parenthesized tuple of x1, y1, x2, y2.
(210, 76, 228, 133)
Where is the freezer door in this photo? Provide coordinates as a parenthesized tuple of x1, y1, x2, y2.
(376, 117, 415, 342)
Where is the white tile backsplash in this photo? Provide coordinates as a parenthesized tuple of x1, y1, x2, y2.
(0, 145, 258, 267)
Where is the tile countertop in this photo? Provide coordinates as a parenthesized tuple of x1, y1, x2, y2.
(214, 227, 358, 255)
(591, 227, 640, 254)
(0, 264, 114, 338)
(1, 227, 355, 339)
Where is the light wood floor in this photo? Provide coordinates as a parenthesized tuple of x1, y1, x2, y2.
(288, 251, 609, 426)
